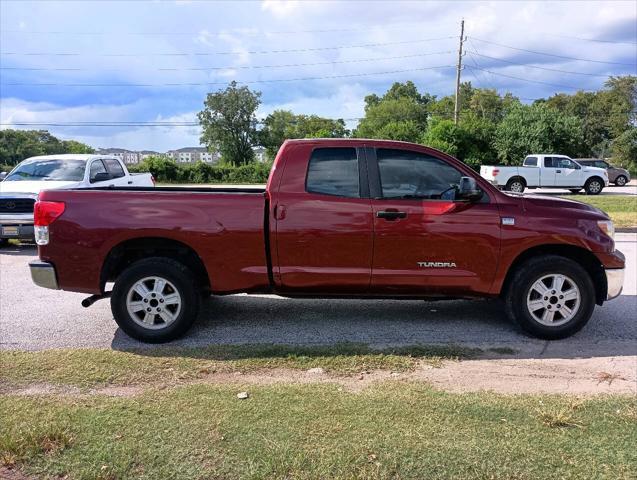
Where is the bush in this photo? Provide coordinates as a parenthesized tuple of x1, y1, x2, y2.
(0, 163, 14, 174)
(129, 156, 272, 184)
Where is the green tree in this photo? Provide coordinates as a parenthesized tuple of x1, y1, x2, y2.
(494, 104, 584, 164)
(62, 139, 94, 154)
(611, 127, 637, 173)
(354, 81, 432, 142)
(198, 81, 261, 166)
(0, 129, 93, 165)
(421, 118, 466, 158)
(259, 110, 348, 159)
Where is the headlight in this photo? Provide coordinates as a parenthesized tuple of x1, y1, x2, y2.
(597, 220, 615, 240)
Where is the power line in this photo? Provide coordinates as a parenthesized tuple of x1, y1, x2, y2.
(547, 33, 637, 46)
(1, 64, 456, 87)
(467, 66, 584, 90)
(0, 36, 455, 57)
(466, 51, 620, 77)
(469, 37, 637, 67)
(0, 23, 442, 37)
(0, 51, 453, 72)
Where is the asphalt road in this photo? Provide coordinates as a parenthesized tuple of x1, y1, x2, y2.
(531, 181, 636, 196)
(1, 234, 635, 359)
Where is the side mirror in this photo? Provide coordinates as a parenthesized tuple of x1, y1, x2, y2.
(0, 172, 7, 180)
(91, 172, 112, 183)
(458, 176, 483, 202)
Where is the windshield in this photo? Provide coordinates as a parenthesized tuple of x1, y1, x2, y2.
(5, 159, 86, 182)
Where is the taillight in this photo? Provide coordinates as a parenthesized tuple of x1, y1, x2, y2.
(493, 169, 499, 177)
(34, 201, 65, 245)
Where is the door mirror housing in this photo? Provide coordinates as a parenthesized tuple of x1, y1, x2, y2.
(457, 176, 483, 202)
(91, 172, 112, 183)
(0, 171, 7, 180)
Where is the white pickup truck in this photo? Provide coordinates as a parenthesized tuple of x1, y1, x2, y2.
(0, 154, 154, 244)
(480, 154, 608, 195)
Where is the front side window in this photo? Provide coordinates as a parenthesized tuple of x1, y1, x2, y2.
(558, 158, 576, 169)
(377, 148, 462, 199)
(104, 159, 125, 178)
(306, 148, 359, 198)
(89, 160, 108, 182)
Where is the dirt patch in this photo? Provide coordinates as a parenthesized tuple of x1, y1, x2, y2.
(412, 356, 637, 395)
(0, 466, 39, 480)
(2, 356, 635, 397)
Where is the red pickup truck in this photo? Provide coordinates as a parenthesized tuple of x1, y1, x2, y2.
(29, 139, 624, 342)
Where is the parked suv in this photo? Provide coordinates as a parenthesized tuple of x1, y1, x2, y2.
(575, 159, 631, 186)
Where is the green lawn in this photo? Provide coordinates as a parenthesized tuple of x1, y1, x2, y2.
(1, 346, 635, 479)
(561, 195, 637, 228)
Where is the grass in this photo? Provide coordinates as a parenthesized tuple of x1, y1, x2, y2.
(1, 383, 635, 479)
(561, 195, 637, 228)
(0, 343, 480, 389)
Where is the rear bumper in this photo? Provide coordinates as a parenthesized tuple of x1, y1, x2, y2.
(605, 268, 624, 300)
(29, 261, 59, 290)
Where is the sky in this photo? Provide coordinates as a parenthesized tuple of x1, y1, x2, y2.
(0, 0, 636, 151)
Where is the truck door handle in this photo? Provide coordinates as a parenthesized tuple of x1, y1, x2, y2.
(556, 170, 562, 173)
(377, 210, 407, 221)
(128, 180, 133, 184)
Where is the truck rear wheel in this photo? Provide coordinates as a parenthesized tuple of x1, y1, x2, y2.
(111, 257, 200, 343)
(505, 178, 525, 193)
(584, 177, 604, 195)
(504, 255, 595, 340)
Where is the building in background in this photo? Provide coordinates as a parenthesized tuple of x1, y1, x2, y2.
(167, 147, 219, 163)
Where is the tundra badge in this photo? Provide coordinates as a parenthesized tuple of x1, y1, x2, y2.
(418, 262, 457, 268)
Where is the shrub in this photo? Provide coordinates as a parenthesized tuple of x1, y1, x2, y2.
(129, 155, 271, 184)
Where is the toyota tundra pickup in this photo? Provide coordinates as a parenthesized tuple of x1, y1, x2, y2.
(29, 139, 625, 342)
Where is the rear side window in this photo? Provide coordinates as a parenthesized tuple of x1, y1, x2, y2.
(544, 157, 556, 168)
(306, 148, 359, 198)
(524, 156, 538, 166)
(594, 161, 608, 169)
(104, 159, 125, 178)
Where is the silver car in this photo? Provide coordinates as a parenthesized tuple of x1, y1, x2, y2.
(575, 159, 631, 186)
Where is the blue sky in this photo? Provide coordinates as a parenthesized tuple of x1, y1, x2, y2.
(1, 0, 636, 151)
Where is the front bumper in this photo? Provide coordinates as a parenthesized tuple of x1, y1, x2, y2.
(1, 213, 35, 240)
(605, 268, 624, 300)
(29, 260, 59, 290)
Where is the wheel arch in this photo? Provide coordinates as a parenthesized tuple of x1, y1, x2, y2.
(101, 237, 211, 293)
(500, 244, 606, 305)
(506, 176, 527, 189)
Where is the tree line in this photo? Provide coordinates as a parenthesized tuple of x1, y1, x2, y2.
(1, 75, 635, 178)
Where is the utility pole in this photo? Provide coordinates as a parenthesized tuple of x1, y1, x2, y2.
(454, 19, 465, 125)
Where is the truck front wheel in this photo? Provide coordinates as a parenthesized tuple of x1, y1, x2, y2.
(504, 255, 595, 340)
(505, 178, 525, 193)
(111, 257, 200, 343)
(584, 177, 604, 195)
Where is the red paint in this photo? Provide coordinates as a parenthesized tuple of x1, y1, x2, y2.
(37, 138, 623, 299)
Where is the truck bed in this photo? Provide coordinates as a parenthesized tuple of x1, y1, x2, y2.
(37, 187, 270, 294)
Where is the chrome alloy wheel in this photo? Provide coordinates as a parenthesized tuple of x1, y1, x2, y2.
(588, 180, 602, 193)
(126, 276, 182, 329)
(526, 274, 581, 326)
(509, 181, 524, 193)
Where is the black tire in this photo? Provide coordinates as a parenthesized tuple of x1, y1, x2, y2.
(111, 257, 201, 343)
(584, 177, 604, 195)
(568, 189, 581, 194)
(0, 239, 8, 248)
(504, 255, 595, 340)
(505, 178, 525, 193)
(615, 175, 627, 187)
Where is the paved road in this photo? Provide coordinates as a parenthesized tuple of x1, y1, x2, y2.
(1, 234, 635, 359)
(531, 181, 636, 196)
